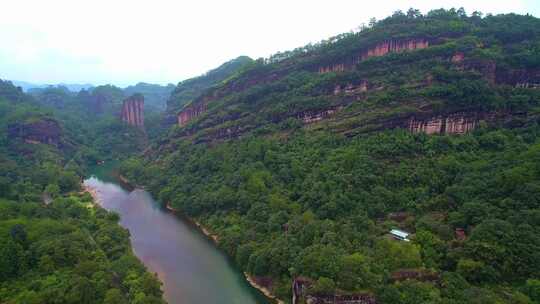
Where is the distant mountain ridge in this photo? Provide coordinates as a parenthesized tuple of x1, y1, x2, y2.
(10, 80, 95, 92)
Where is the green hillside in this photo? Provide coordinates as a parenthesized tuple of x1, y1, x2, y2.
(121, 9, 540, 303)
(0, 80, 165, 304)
(166, 56, 254, 115)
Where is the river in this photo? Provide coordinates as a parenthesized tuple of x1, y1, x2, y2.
(83, 164, 271, 304)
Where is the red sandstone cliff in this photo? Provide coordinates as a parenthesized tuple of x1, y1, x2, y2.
(177, 102, 207, 126)
(8, 118, 62, 146)
(121, 94, 145, 128)
(318, 38, 429, 74)
(408, 113, 477, 135)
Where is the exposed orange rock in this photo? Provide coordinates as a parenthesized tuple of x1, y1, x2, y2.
(318, 63, 346, 74)
(177, 103, 208, 126)
(121, 94, 145, 127)
(451, 52, 465, 63)
(408, 113, 477, 135)
(319, 38, 429, 74)
(360, 39, 429, 61)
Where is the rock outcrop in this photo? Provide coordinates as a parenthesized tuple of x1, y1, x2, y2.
(292, 277, 376, 304)
(121, 94, 144, 128)
(178, 103, 207, 126)
(496, 68, 540, 88)
(334, 81, 368, 95)
(319, 39, 429, 74)
(8, 118, 62, 146)
(408, 113, 478, 135)
(450, 52, 540, 87)
(360, 39, 429, 60)
(297, 108, 341, 124)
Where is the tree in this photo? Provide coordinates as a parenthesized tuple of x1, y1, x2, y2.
(45, 183, 60, 198)
(311, 277, 336, 295)
(58, 170, 80, 193)
(0, 237, 25, 280)
(103, 289, 128, 304)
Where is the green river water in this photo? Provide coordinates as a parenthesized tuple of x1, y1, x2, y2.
(84, 164, 271, 304)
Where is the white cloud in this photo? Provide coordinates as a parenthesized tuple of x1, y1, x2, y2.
(0, 0, 537, 86)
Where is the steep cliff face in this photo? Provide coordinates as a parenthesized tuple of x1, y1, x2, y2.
(496, 68, 540, 88)
(408, 113, 478, 135)
(334, 81, 368, 95)
(178, 103, 207, 126)
(360, 39, 429, 60)
(8, 118, 62, 146)
(318, 39, 429, 74)
(121, 94, 145, 128)
(297, 108, 340, 124)
(451, 52, 540, 87)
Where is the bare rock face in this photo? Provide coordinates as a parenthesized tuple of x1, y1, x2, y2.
(333, 80, 368, 95)
(297, 108, 340, 124)
(121, 94, 145, 127)
(292, 277, 376, 304)
(360, 39, 429, 60)
(318, 38, 429, 74)
(451, 52, 465, 63)
(8, 118, 62, 146)
(496, 68, 540, 88)
(408, 113, 477, 135)
(318, 63, 346, 74)
(178, 103, 207, 126)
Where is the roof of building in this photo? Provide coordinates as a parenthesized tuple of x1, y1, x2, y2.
(390, 229, 409, 239)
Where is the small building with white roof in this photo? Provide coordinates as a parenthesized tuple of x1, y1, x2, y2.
(390, 229, 410, 242)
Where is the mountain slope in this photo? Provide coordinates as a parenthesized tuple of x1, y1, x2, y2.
(122, 9, 540, 303)
(166, 56, 254, 115)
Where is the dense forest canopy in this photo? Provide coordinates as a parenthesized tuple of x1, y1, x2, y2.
(0, 79, 165, 303)
(120, 8, 540, 303)
(2, 6, 540, 304)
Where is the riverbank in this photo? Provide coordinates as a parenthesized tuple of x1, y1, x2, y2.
(82, 183, 101, 204)
(123, 176, 283, 304)
(166, 203, 220, 243)
(165, 202, 285, 304)
(244, 273, 286, 304)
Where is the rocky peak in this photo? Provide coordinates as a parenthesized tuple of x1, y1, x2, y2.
(121, 94, 145, 128)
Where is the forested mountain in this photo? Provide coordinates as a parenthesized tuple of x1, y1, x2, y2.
(120, 9, 540, 303)
(0, 80, 165, 303)
(166, 56, 254, 115)
(11, 81, 94, 93)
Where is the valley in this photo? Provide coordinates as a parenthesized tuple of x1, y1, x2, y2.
(1, 6, 540, 304)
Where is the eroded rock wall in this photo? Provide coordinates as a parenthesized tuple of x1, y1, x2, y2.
(334, 80, 368, 95)
(8, 118, 62, 146)
(297, 108, 340, 124)
(408, 112, 478, 135)
(121, 95, 145, 127)
(318, 39, 429, 74)
(360, 39, 429, 60)
(178, 103, 208, 126)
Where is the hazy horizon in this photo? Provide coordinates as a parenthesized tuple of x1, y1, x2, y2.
(2, 0, 539, 87)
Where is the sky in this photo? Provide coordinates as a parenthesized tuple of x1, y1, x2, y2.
(1, 0, 539, 87)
